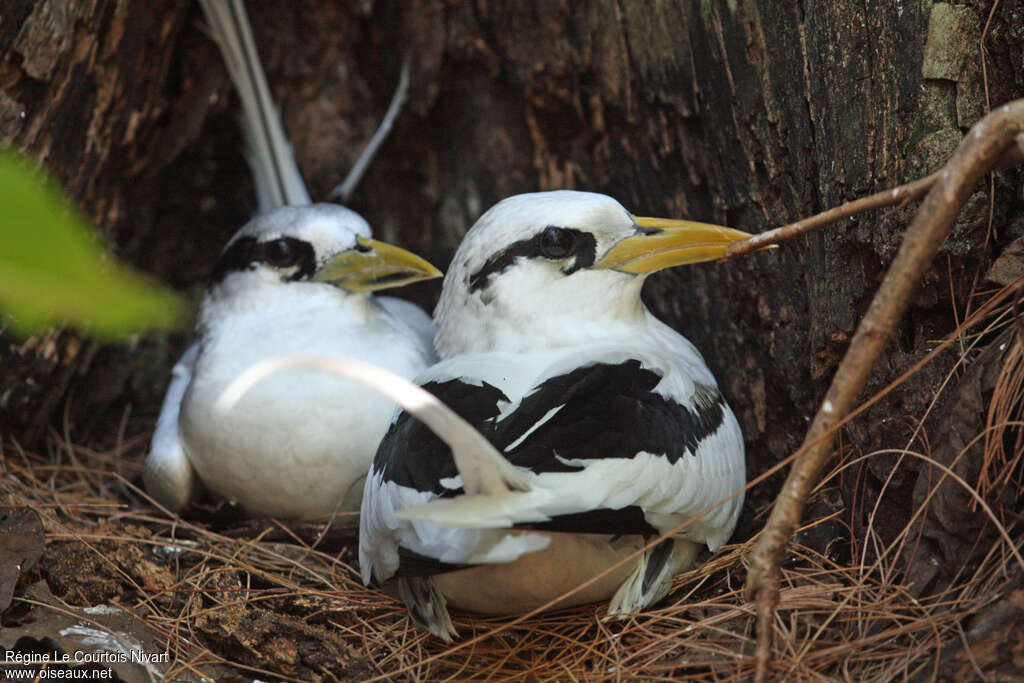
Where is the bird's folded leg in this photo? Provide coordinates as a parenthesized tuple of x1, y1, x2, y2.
(606, 538, 701, 617)
(397, 576, 457, 642)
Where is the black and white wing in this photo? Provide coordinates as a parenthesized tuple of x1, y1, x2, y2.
(143, 343, 201, 511)
(359, 348, 745, 585)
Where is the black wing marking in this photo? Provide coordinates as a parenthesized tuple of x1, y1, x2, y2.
(372, 378, 508, 495)
(373, 360, 726, 540)
(467, 227, 598, 294)
(519, 506, 658, 536)
(642, 539, 676, 594)
(495, 360, 725, 471)
(392, 547, 468, 578)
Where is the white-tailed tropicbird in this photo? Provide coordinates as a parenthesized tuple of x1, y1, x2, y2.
(359, 191, 752, 639)
(142, 0, 440, 518)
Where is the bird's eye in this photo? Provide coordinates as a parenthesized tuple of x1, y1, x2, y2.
(539, 227, 576, 259)
(264, 238, 296, 267)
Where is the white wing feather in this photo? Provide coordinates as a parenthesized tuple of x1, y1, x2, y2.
(143, 343, 201, 511)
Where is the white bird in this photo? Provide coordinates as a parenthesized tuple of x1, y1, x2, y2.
(142, 0, 440, 518)
(359, 191, 752, 640)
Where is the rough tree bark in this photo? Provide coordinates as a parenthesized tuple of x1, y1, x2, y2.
(1, 0, 1022, 561)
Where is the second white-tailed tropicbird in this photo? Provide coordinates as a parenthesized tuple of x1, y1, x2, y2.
(143, 0, 440, 518)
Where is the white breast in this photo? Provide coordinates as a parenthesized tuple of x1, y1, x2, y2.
(181, 289, 433, 518)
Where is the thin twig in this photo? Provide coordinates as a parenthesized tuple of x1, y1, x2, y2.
(724, 172, 937, 258)
(725, 132, 1024, 258)
(745, 99, 1024, 683)
(981, 0, 1000, 244)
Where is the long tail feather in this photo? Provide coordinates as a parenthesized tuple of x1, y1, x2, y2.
(329, 58, 411, 204)
(214, 355, 531, 496)
(200, 0, 410, 210)
(198, 0, 311, 211)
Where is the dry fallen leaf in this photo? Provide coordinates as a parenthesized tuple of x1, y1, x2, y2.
(0, 506, 44, 612)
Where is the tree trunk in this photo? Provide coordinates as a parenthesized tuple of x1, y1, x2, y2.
(2, 1, 1022, 515)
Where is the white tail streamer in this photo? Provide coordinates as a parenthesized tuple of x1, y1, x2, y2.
(214, 355, 530, 498)
(199, 0, 410, 210)
(198, 0, 311, 211)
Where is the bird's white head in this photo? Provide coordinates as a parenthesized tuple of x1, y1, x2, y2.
(207, 203, 441, 298)
(434, 191, 753, 357)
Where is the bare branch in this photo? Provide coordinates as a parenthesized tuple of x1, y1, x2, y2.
(745, 99, 1024, 683)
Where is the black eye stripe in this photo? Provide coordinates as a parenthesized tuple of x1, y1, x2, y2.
(559, 229, 597, 275)
(467, 227, 597, 293)
(209, 236, 317, 285)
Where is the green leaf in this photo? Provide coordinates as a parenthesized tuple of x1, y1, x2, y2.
(0, 149, 187, 339)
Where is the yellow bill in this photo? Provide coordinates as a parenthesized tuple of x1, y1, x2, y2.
(595, 216, 757, 274)
(314, 236, 442, 292)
